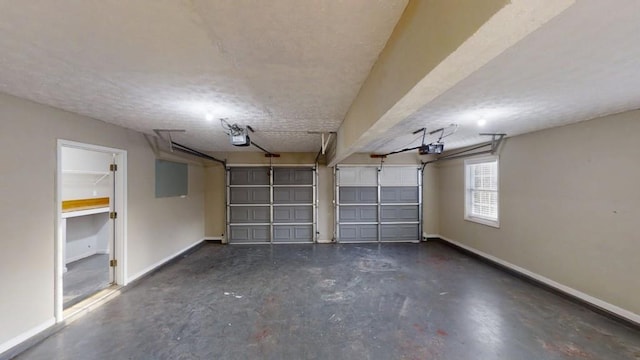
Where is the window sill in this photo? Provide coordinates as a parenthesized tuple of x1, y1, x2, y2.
(464, 216, 500, 228)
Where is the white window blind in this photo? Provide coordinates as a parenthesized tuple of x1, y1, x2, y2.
(465, 157, 499, 227)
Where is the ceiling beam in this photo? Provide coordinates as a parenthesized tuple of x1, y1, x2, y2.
(328, 0, 575, 167)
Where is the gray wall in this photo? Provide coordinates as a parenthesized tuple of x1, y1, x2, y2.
(0, 92, 205, 349)
(437, 110, 640, 316)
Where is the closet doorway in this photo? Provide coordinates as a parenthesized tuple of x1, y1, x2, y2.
(55, 140, 127, 321)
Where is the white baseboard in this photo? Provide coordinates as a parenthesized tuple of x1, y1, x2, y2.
(127, 238, 204, 283)
(317, 239, 333, 244)
(65, 249, 109, 264)
(2, 239, 205, 358)
(0, 318, 55, 355)
(436, 235, 640, 325)
(65, 250, 96, 264)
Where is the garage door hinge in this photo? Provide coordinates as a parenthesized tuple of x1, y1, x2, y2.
(110, 212, 118, 219)
(110, 259, 117, 267)
(110, 164, 118, 172)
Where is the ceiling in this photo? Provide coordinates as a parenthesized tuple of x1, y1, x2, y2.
(0, 0, 407, 152)
(1, 1, 639, 156)
(366, 0, 640, 154)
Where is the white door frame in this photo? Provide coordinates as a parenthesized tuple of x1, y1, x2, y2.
(55, 139, 128, 322)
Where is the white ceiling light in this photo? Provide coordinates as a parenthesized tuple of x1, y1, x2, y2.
(177, 100, 242, 120)
(478, 118, 487, 127)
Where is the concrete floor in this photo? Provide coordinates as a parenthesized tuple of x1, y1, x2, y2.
(63, 254, 110, 308)
(17, 242, 640, 360)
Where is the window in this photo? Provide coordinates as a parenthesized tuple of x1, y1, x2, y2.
(465, 156, 499, 227)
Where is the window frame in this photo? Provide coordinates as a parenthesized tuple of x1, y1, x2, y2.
(464, 155, 500, 228)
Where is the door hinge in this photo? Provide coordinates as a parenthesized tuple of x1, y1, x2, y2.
(110, 259, 117, 267)
(110, 164, 118, 172)
(110, 212, 118, 219)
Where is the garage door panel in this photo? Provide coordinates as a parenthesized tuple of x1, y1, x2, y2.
(381, 205, 419, 222)
(273, 168, 313, 185)
(228, 167, 315, 244)
(273, 225, 313, 242)
(230, 206, 270, 223)
(337, 165, 421, 243)
(273, 206, 313, 223)
(380, 166, 418, 186)
(339, 224, 378, 242)
(229, 225, 270, 243)
(230, 187, 270, 204)
(380, 224, 419, 241)
(273, 187, 313, 204)
(338, 167, 377, 186)
(339, 206, 377, 222)
(339, 187, 377, 204)
(381, 187, 419, 203)
(230, 167, 270, 185)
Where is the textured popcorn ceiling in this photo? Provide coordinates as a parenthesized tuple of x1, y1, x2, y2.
(3, 1, 637, 157)
(0, 0, 407, 152)
(365, 0, 640, 154)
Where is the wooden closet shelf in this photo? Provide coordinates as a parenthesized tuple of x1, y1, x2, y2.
(62, 197, 110, 212)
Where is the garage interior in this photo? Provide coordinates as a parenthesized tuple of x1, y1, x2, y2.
(1, 1, 640, 359)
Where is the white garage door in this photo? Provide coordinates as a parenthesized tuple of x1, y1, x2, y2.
(336, 165, 421, 243)
(227, 166, 316, 244)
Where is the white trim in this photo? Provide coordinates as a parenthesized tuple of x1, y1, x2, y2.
(0, 318, 55, 354)
(64, 249, 110, 265)
(55, 142, 64, 321)
(127, 239, 204, 283)
(115, 149, 128, 286)
(464, 216, 500, 228)
(65, 251, 97, 264)
(56, 140, 128, 321)
(57, 140, 125, 154)
(464, 155, 500, 228)
(4, 235, 201, 356)
(437, 235, 640, 325)
(61, 207, 110, 218)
